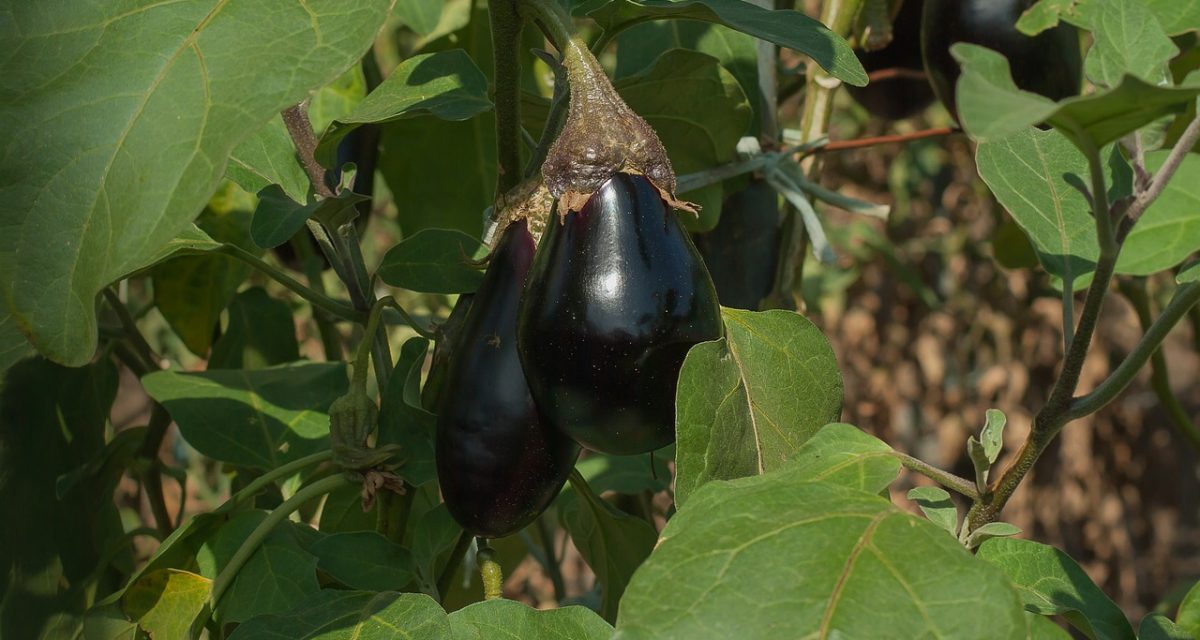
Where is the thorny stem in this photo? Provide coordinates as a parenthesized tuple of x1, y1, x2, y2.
(1114, 279, 1200, 452)
(895, 453, 980, 500)
(197, 474, 350, 637)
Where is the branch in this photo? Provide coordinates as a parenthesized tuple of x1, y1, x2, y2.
(281, 105, 334, 198)
(894, 453, 980, 500)
(490, 0, 524, 195)
(1123, 114, 1200, 223)
(1071, 281, 1200, 426)
(814, 127, 958, 153)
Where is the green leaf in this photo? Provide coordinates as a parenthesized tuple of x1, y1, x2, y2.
(1179, 260, 1200, 284)
(0, 357, 123, 639)
(1139, 614, 1194, 640)
(318, 483, 378, 534)
(411, 503, 464, 593)
(143, 362, 348, 470)
(377, 229, 488, 294)
(907, 487, 959, 538)
(581, 0, 867, 87)
(127, 224, 223, 275)
(395, 0, 451, 36)
(1119, 151, 1200, 275)
(122, 569, 212, 640)
(614, 479, 1026, 639)
(615, 49, 752, 231)
(779, 423, 900, 494)
(56, 426, 145, 501)
(615, 22, 761, 137)
(977, 538, 1136, 640)
(226, 117, 311, 205)
(954, 44, 1200, 149)
(965, 522, 1022, 550)
(450, 599, 613, 639)
(0, 311, 33, 378)
(378, 337, 438, 486)
(228, 590, 451, 640)
(559, 474, 658, 623)
(1026, 612, 1073, 639)
(981, 409, 1007, 463)
(1141, 0, 1200, 35)
(309, 531, 416, 592)
(197, 510, 321, 624)
(309, 65, 369, 134)
(1176, 580, 1200, 636)
(316, 50, 492, 166)
(575, 453, 671, 495)
(250, 186, 368, 250)
(152, 184, 258, 356)
(674, 309, 843, 506)
(1082, 0, 1176, 87)
(209, 287, 300, 370)
(0, 0, 392, 366)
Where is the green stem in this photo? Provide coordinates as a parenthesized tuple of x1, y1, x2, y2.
(522, 0, 573, 50)
(1114, 279, 1200, 451)
(199, 474, 350, 633)
(964, 138, 1120, 532)
(139, 404, 176, 537)
(437, 530, 474, 602)
(352, 296, 395, 391)
(477, 540, 505, 600)
(292, 235, 344, 361)
(218, 244, 361, 321)
(894, 453, 980, 500)
(103, 288, 158, 370)
(490, 0, 524, 196)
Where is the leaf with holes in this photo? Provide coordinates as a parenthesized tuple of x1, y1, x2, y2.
(674, 309, 843, 507)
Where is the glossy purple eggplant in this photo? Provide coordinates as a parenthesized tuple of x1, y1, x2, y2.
(517, 173, 723, 455)
(845, 0, 935, 121)
(435, 219, 579, 538)
(922, 0, 1082, 122)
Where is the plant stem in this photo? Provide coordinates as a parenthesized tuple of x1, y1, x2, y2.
(490, 0, 524, 196)
(437, 530, 474, 601)
(894, 453, 980, 500)
(1114, 278, 1200, 451)
(282, 105, 334, 198)
(522, 0, 574, 53)
(103, 288, 158, 370)
(199, 474, 350, 634)
(139, 404, 176, 537)
(477, 540, 505, 600)
(535, 515, 566, 602)
(812, 127, 958, 153)
(217, 244, 361, 321)
(1121, 115, 1200, 225)
(292, 236, 344, 360)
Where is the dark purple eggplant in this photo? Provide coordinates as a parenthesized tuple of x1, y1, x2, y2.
(692, 180, 781, 311)
(845, 0, 935, 121)
(922, 0, 1082, 122)
(517, 173, 723, 455)
(435, 219, 579, 538)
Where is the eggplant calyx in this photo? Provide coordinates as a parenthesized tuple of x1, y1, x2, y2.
(491, 177, 553, 245)
(542, 37, 695, 215)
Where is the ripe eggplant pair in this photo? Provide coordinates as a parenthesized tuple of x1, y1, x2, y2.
(435, 173, 722, 538)
(847, 0, 1081, 122)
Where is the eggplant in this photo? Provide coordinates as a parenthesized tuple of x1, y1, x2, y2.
(845, 0, 936, 121)
(692, 180, 782, 311)
(435, 219, 579, 538)
(517, 173, 723, 455)
(922, 0, 1082, 121)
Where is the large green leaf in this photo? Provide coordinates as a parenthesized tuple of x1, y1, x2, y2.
(319, 483, 379, 534)
(309, 532, 416, 592)
(1139, 615, 1193, 640)
(0, 0, 393, 366)
(0, 312, 33, 378)
(953, 44, 1200, 149)
(226, 117, 312, 205)
(377, 229, 488, 294)
(410, 503, 464, 594)
(229, 590, 451, 639)
(783, 423, 901, 494)
(196, 510, 321, 625)
(581, 0, 866, 87)
(978, 131, 1200, 285)
(143, 362, 347, 470)
(558, 475, 657, 623)
(315, 50, 492, 166)
(615, 49, 751, 231)
(1178, 580, 1200, 636)
(450, 599, 613, 639)
(575, 453, 671, 495)
(1082, 0, 1176, 87)
(674, 309, 843, 506)
(977, 538, 1135, 640)
(614, 478, 1026, 639)
(0, 357, 123, 639)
